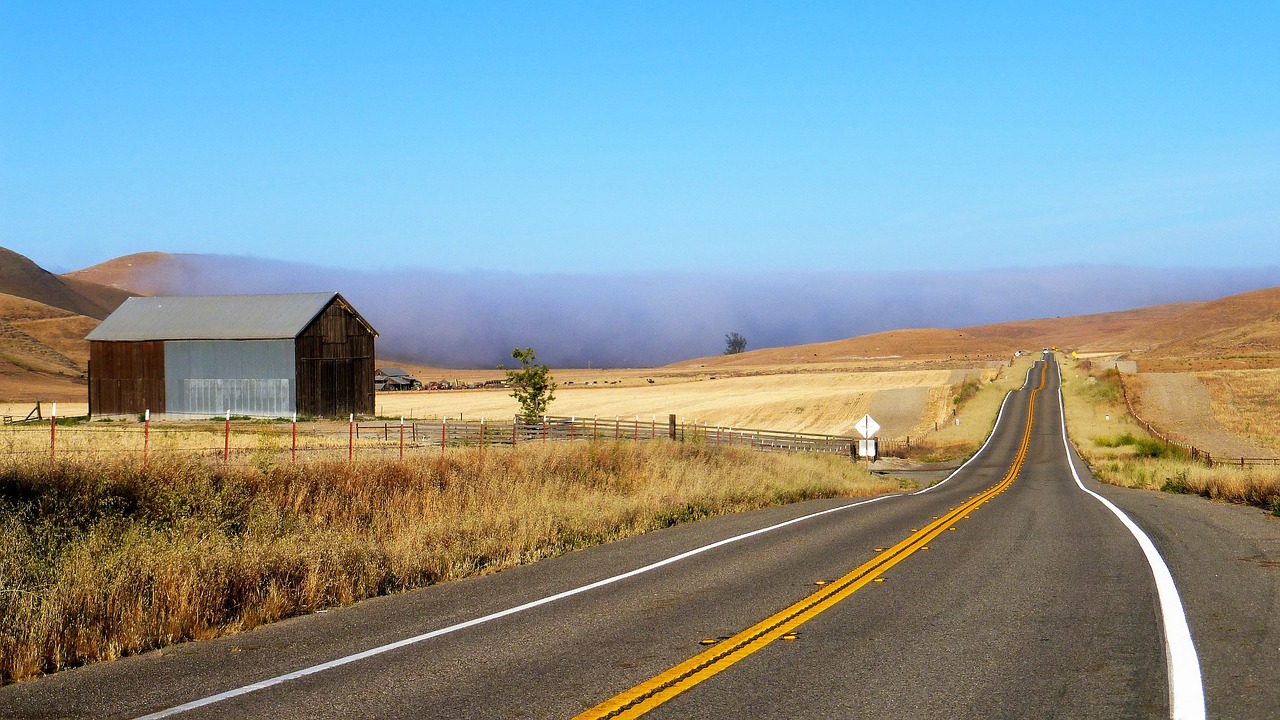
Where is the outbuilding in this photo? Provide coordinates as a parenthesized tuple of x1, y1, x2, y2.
(85, 292, 377, 418)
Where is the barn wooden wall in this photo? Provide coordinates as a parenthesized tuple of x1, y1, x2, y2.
(89, 341, 166, 416)
(294, 299, 375, 417)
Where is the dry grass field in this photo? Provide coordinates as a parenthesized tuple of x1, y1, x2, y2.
(1196, 369, 1280, 455)
(375, 364, 1009, 439)
(0, 441, 897, 684)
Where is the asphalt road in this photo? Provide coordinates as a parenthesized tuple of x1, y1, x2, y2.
(4, 355, 1279, 719)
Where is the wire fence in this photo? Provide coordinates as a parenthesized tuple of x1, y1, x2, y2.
(2, 414, 918, 468)
(1117, 376, 1280, 468)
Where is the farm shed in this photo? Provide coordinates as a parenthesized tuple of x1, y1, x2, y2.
(375, 367, 420, 391)
(85, 293, 377, 418)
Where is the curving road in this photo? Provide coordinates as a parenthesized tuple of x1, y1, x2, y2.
(3, 355, 1279, 719)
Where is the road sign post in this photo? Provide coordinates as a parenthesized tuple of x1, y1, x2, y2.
(854, 414, 879, 462)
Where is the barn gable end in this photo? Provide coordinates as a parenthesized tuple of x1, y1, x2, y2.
(295, 297, 376, 417)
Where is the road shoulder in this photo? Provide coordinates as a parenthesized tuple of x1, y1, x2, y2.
(1092, 480, 1280, 720)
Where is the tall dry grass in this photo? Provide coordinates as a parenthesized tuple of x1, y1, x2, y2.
(1059, 359, 1280, 513)
(1198, 369, 1280, 454)
(0, 441, 895, 684)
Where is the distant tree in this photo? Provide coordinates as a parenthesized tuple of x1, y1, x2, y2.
(502, 347, 557, 422)
(724, 332, 748, 355)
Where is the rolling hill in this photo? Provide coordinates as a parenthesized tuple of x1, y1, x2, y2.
(673, 288, 1280, 371)
(0, 247, 133, 320)
(0, 248, 139, 402)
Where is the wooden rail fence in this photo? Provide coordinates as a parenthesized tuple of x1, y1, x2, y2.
(3, 413, 916, 467)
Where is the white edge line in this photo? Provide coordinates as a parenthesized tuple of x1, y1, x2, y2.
(913, 360, 1037, 495)
(135, 494, 901, 719)
(1056, 385, 1206, 720)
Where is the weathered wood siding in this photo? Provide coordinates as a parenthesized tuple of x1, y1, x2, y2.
(295, 298, 375, 417)
(89, 341, 166, 415)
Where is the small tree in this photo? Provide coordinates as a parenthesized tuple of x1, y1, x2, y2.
(503, 347, 557, 422)
(724, 332, 748, 355)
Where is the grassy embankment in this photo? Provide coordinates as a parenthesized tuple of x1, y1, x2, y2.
(1059, 358, 1280, 511)
(910, 355, 1039, 461)
(0, 439, 897, 684)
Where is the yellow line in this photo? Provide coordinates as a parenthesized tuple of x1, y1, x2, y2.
(574, 363, 1048, 720)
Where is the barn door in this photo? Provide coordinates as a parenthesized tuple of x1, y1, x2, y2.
(318, 360, 337, 417)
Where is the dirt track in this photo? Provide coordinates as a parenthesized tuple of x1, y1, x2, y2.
(1131, 373, 1274, 459)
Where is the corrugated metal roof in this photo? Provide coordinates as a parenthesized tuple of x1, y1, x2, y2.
(86, 293, 351, 341)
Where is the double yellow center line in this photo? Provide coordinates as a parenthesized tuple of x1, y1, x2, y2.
(575, 362, 1048, 720)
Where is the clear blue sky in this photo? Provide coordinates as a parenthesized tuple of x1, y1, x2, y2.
(2, 2, 1278, 275)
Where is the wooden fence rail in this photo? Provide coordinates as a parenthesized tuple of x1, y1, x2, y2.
(355, 415, 913, 459)
(3, 413, 915, 468)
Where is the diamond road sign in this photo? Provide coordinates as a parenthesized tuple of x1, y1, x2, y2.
(854, 414, 880, 439)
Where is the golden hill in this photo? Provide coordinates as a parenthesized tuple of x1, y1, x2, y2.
(961, 302, 1203, 352)
(674, 285, 1280, 371)
(0, 294, 91, 402)
(63, 251, 174, 292)
(0, 247, 132, 320)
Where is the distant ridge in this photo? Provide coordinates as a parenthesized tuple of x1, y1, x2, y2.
(0, 246, 133, 320)
(673, 286, 1280, 371)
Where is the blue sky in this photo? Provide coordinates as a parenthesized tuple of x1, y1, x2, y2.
(2, 2, 1278, 275)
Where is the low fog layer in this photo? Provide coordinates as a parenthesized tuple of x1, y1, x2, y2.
(127, 257, 1279, 367)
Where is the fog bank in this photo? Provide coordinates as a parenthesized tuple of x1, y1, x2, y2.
(131, 257, 1280, 367)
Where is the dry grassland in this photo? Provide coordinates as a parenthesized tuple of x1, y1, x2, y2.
(0, 442, 896, 684)
(376, 367, 976, 438)
(915, 357, 1037, 453)
(1059, 359, 1280, 511)
(1196, 369, 1280, 454)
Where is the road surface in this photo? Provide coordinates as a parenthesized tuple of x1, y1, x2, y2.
(4, 355, 1279, 719)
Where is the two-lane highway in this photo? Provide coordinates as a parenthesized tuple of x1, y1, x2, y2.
(3, 354, 1250, 719)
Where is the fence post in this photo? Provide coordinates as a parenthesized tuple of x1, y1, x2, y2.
(224, 410, 230, 466)
(513, 416, 518, 446)
(634, 415, 639, 441)
(144, 409, 150, 468)
(400, 417, 405, 460)
(441, 417, 447, 455)
(543, 416, 548, 443)
(480, 417, 485, 456)
(594, 417, 598, 442)
(669, 414, 677, 441)
(291, 412, 297, 464)
(50, 402, 57, 469)
(615, 416, 619, 439)
(348, 413, 354, 463)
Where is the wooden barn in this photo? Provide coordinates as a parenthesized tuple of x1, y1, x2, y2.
(85, 293, 377, 418)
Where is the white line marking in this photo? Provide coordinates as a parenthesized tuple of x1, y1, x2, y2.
(134, 494, 901, 718)
(1056, 386, 1206, 720)
(914, 361, 1037, 495)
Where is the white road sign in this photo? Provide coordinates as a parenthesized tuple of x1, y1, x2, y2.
(855, 414, 880, 439)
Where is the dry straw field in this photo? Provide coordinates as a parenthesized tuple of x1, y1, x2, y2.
(374, 364, 1005, 440)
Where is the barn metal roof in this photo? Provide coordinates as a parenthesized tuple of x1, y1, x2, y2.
(86, 292, 377, 341)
